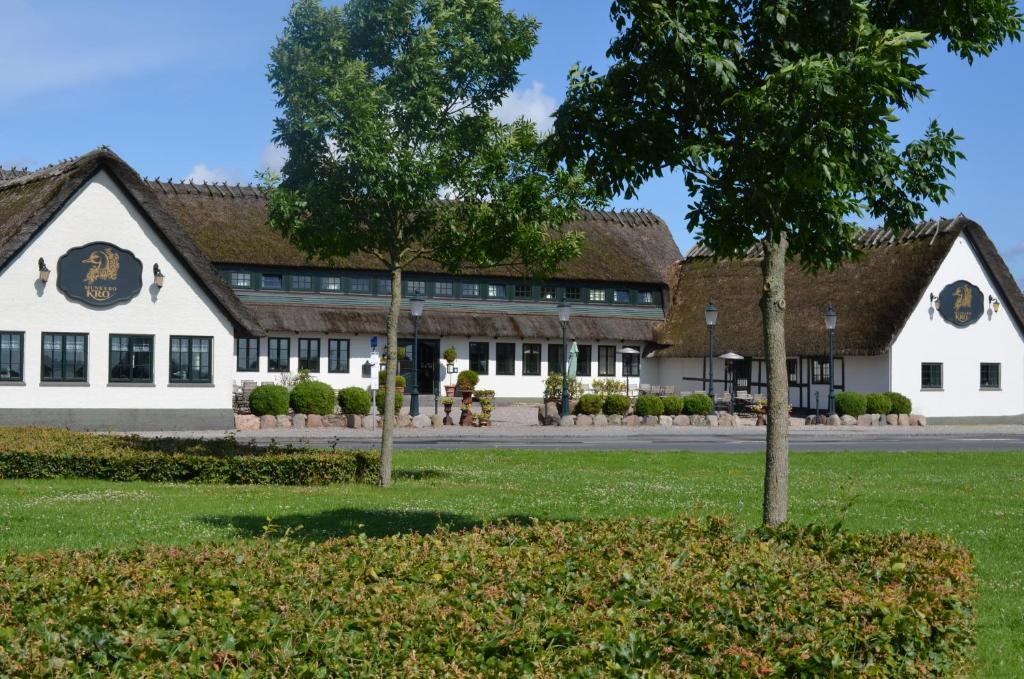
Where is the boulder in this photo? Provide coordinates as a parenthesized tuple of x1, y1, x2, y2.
(607, 414, 623, 426)
(411, 414, 432, 429)
(430, 414, 445, 428)
(689, 415, 708, 426)
(717, 414, 733, 427)
(840, 415, 856, 426)
(805, 415, 818, 426)
(910, 414, 927, 427)
(575, 414, 594, 427)
(560, 415, 576, 427)
(658, 415, 674, 427)
(276, 415, 293, 429)
(592, 414, 608, 426)
(898, 414, 911, 426)
(827, 414, 841, 426)
(362, 415, 376, 429)
(707, 415, 719, 427)
(856, 414, 874, 427)
(788, 417, 804, 428)
(259, 415, 277, 429)
(623, 415, 640, 426)
(292, 414, 306, 429)
(345, 414, 361, 428)
(397, 414, 412, 427)
(323, 414, 346, 427)
(305, 414, 323, 428)
(640, 416, 657, 426)
(885, 414, 899, 426)
(234, 414, 259, 431)
(544, 402, 561, 425)
(674, 414, 691, 426)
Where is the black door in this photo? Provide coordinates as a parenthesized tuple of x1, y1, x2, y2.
(399, 338, 440, 396)
(731, 359, 751, 394)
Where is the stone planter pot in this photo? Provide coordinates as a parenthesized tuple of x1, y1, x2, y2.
(460, 409, 475, 426)
(444, 384, 457, 397)
(443, 402, 454, 425)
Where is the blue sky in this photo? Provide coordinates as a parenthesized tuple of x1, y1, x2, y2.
(2, 0, 1022, 280)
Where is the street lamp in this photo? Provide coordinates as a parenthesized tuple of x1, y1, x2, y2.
(558, 298, 572, 417)
(409, 295, 425, 417)
(704, 300, 719, 400)
(621, 347, 641, 397)
(824, 303, 838, 415)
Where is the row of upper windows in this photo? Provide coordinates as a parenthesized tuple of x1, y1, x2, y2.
(0, 332, 211, 384)
(460, 342, 640, 377)
(226, 271, 659, 306)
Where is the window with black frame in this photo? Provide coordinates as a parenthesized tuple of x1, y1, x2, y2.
(329, 339, 350, 373)
(0, 332, 23, 382)
(496, 342, 516, 375)
(261, 273, 283, 290)
(236, 337, 259, 372)
(980, 362, 1001, 389)
(811, 358, 831, 384)
(41, 333, 87, 382)
(291, 275, 313, 290)
(169, 336, 211, 383)
(298, 338, 320, 372)
(921, 362, 943, 390)
(576, 344, 592, 376)
(469, 341, 489, 374)
(547, 343, 563, 375)
(787, 358, 799, 386)
(522, 343, 541, 375)
(268, 337, 290, 372)
(622, 345, 641, 377)
(598, 345, 616, 376)
(514, 284, 533, 299)
(110, 335, 153, 383)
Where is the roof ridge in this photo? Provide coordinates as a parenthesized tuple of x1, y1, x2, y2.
(143, 177, 264, 199)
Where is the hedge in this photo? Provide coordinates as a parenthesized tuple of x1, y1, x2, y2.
(836, 391, 868, 418)
(683, 392, 714, 416)
(886, 391, 913, 415)
(289, 380, 336, 415)
(634, 394, 664, 417)
(865, 392, 893, 416)
(338, 386, 372, 415)
(376, 389, 404, 414)
(0, 428, 378, 486)
(661, 394, 684, 416)
(575, 393, 604, 415)
(249, 384, 289, 416)
(603, 393, 631, 416)
(0, 517, 975, 676)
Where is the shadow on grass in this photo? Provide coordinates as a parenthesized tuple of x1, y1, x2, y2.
(393, 468, 448, 481)
(202, 507, 531, 541)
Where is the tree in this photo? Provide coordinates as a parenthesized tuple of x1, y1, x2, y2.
(264, 0, 598, 486)
(552, 0, 1020, 525)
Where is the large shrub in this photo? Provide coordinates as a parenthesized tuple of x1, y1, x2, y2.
(864, 392, 893, 416)
(886, 391, 913, 415)
(376, 389, 404, 414)
(456, 370, 479, 391)
(338, 387, 372, 416)
(249, 384, 290, 416)
(835, 391, 868, 417)
(591, 378, 626, 395)
(575, 393, 604, 416)
(634, 394, 664, 417)
(661, 394, 684, 416)
(683, 392, 714, 416)
(0, 517, 975, 676)
(602, 394, 630, 416)
(289, 380, 336, 415)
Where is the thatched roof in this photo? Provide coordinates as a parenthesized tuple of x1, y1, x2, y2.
(0, 148, 261, 334)
(653, 216, 1024, 358)
(143, 179, 680, 285)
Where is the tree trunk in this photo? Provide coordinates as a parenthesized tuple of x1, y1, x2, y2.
(760, 232, 789, 527)
(379, 265, 403, 487)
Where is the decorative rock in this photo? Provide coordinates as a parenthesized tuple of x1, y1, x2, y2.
(840, 415, 856, 426)
(324, 414, 345, 427)
(235, 414, 259, 430)
(362, 415, 376, 429)
(658, 415, 673, 426)
(910, 414, 927, 427)
(397, 414, 412, 427)
(707, 415, 719, 427)
(856, 414, 874, 427)
(345, 414, 361, 428)
(898, 414, 910, 426)
(689, 415, 708, 426)
(544, 402, 561, 425)
(259, 414, 277, 429)
(788, 417, 804, 428)
(623, 415, 640, 426)
(305, 414, 323, 428)
(430, 414, 445, 428)
(292, 413, 306, 429)
(607, 414, 623, 425)
(885, 414, 899, 426)
(641, 416, 659, 426)
(560, 415, 576, 427)
(592, 414, 608, 426)
(717, 414, 733, 427)
(674, 414, 690, 426)
(276, 415, 293, 429)
(827, 414, 841, 426)
(575, 414, 594, 426)
(411, 414, 431, 428)
(805, 415, 818, 426)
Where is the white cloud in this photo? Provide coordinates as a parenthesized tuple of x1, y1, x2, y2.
(494, 81, 557, 132)
(261, 142, 288, 173)
(184, 163, 244, 184)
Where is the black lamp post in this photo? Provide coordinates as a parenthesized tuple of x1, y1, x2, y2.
(824, 303, 838, 415)
(558, 298, 572, 417)
(705, 300, 719, 399)
(409, 295, 425, 417)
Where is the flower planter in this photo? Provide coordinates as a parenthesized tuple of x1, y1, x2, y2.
(443, 402, 454, 425)
(460, 409, 475, 426)
(444, 385, 457, 397)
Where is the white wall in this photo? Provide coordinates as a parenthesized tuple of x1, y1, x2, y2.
(890, 234, 1024, 418)
(0, 171, 235, 411)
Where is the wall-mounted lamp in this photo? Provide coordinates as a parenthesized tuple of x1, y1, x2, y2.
(989, 295, 1001, 313)
(930, 293, 939, 310)
(153, 263, 165, 288)
(37, 257, 50, 283)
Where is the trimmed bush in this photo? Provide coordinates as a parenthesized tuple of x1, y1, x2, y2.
(864, 392, 893, 416)
(338, 387, 372, 416)
(835, 391, 868, 417)
(456, 370, 480, 391)
(603, 394, 631, 416)
(634, 394, 664, 417)
(378, 371, 407, 390)
(575, 394, 604, 416)
(0, 517, 975, 676)
(289, 380, 336, 415)
(886, 391, 913, 415)
(249, 384, 290, 416)
(661, 394, 684, 416)
(683, 392, 714, 416)
(376, 389, 404, 414)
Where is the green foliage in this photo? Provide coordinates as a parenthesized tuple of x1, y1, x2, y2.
(289, 380, 337, 415)
(543, 373, 582, 401)
(602, 394, 631, 416)
(443, 346, 458, 365)
(249, 384, 290, 416)
(634, 394, 664, 417)
(836, 391, 868, 418)
(865, 392, 893, 416)
(575, 393, 604, 416)
(886, 391, 913, 415)
(456, 370, 480, 391)
(0, 516, 975, 675)
(379, 371, 406, 390)
(376, 389, 404, 415)
(661, 395, 684, 416)
(0, 428, 378, 485)
(338, 387, 372, 416)
(590, 378, 626, 395)
(683, 392, 714, 416)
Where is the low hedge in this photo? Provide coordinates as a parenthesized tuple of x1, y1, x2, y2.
(683, 392, 714, 416)
(836, 391, 868, 417)
(249, 384, 289, 416)
(661, 394, 684, 416)
(376, 389, 404, 414)
(338, 386, 372, 415)
(289, 380, 336, 415)
(603, 393, 631, 416)
(575, 393, 604, 415)
(0, 517, 975, 675)
(865, 392, 893, 416)
(0, 428, 378, 486)
(886, 391, 913, 415)
(634, 394, 664, 417)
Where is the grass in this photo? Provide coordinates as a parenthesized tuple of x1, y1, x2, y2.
(0, 448, 1021, 676)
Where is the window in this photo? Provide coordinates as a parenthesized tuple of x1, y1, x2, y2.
(298, 338, 320, 372)
(268, 337, 290, 372)
(261, 274, 283, 290)
(811, 358, 831, 385)
(41, 333, 87, 382)
(487, 283, 506, 299)
(638, 291, 654, 304)
(169, 336, 211, 383)
(981, 363, 1001, 389)
(921, 362, 943, 390)
(469, 341, 489, 374)
(0, 332, 23, 382)
(522, 343, 541, 375)
(540, 286, 557, 301)
(598, 345, 617, 376)
(787, 358, 799, 386)
(329, 339, 350, 373)
(407, 280, 426, 296)
(435, 281, 453, 297)
(379, 278, 392, 295)
(588, 288, 606, 302)
(291, 275, 313, 291)
(514, 284, 533, 299)
(496, 342, 516, 375)
(564, 286, 581, 301)
(613, 289, 630, 303)
(548, 344, 564, 375)
(622, 345, 640, 377)
(321, 276, 341, 292)
(461, 282, 480, 297)
(109, 335, 153, 383)
(229, 271, 251, 288)
(576, 344, 592, 377)
(236, 337, 259, 372)
(349, 277, 371, 294)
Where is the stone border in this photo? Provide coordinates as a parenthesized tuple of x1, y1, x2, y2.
(236, 413, 454, 430)
(806, 413, 927, 427)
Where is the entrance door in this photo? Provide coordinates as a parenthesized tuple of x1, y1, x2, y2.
(399, 338, 440, 397)
(731, 359, 751, 395)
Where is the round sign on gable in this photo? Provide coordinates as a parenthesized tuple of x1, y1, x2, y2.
(936, 280, 984, 328)
(57, 242, 144, 307)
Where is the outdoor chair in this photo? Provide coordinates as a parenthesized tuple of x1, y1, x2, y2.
(639, 383, 651, 395)
(662, 385, 675, 395)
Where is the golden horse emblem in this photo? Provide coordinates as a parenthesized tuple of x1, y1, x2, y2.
(81, 247, 120, 284)
(952, 283, 973, 324)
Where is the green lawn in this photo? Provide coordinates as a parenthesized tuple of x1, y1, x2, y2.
(1, 449, 1022, 676)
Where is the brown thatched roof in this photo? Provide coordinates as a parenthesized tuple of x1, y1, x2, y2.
(653, 216, 1024, 358)
(0, 148, 261, 334)
(143, 179, 680, 285)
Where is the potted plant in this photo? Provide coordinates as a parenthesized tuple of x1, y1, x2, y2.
(379, 370, 406, 395)
(443, 346, 458, 397)
(456, 370, 479, 402)
(478, 389, 495, 426)
(476, 411, 491, 427)
(441, 396, 455, 425)
(460, 402, 475, 426)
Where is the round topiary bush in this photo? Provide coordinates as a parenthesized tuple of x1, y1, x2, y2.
(378, 371, 406, 390)
(835, 391, 867, 418)
(376, 389, 404, 414)
(885, 391, 913, 415)
(662, 395, 684, 416)
(576, 394, 604, 416)
(456, 370, 480, 391)
(249, 384, 290, 416)
(634, 394, 665, 417)
(338, 386, 372, 416)
(683, 393, 714, 416)
(289, 380, 336, 415)
(864, 392, 893, 416)
(603, 394, 631, 416)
